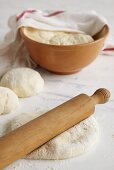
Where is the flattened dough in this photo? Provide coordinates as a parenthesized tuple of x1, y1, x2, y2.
(0, 67, 44, 98)
(11, 111, 99, 160)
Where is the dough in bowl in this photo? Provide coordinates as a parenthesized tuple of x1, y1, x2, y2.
(24, 27, 94, 45)
(11, 111, 99, 160)
(0, 67, 44, 98)
(0, 87, 19, 115)
(50, 32, 94, 45)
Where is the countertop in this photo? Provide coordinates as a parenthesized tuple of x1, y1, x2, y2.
(0, 0, 114, 170)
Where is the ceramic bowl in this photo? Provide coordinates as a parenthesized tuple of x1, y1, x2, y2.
(20, 25, 109, 74)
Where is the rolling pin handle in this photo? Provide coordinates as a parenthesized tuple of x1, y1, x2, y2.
(91, 88, 110, 104)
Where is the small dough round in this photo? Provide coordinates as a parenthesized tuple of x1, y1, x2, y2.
(0, 67, 44, 98)
(0, 87, 19, 115)
(11, 111, 99, 160)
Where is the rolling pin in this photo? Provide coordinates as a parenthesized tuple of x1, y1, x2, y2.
(0, 88, 110, 169)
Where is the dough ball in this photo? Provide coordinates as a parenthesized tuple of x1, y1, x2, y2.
(11, 111, 99, 160)
(50, 33, 75, 45)
(50, 33, 94, 45)
(0, 87, 19, 115)
(0, 67, 44, 98)
(24, 27, 54, 44)
(73, 33, 94, 44)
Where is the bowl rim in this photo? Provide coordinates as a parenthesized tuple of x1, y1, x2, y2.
(20, 25, 109, 48)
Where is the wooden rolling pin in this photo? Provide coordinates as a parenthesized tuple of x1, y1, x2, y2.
(0, 88, 110, 169)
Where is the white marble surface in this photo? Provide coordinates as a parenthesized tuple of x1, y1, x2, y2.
(0, 0, 114, 170)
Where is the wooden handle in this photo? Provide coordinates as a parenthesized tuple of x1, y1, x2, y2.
(91, 88, 110, 104)
(0, 88, 110, 169)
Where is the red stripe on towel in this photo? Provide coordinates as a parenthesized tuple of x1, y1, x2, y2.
(44, 11, 64, 17)
(16, 9, 36, 21)
(103, 48, 114, 51)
